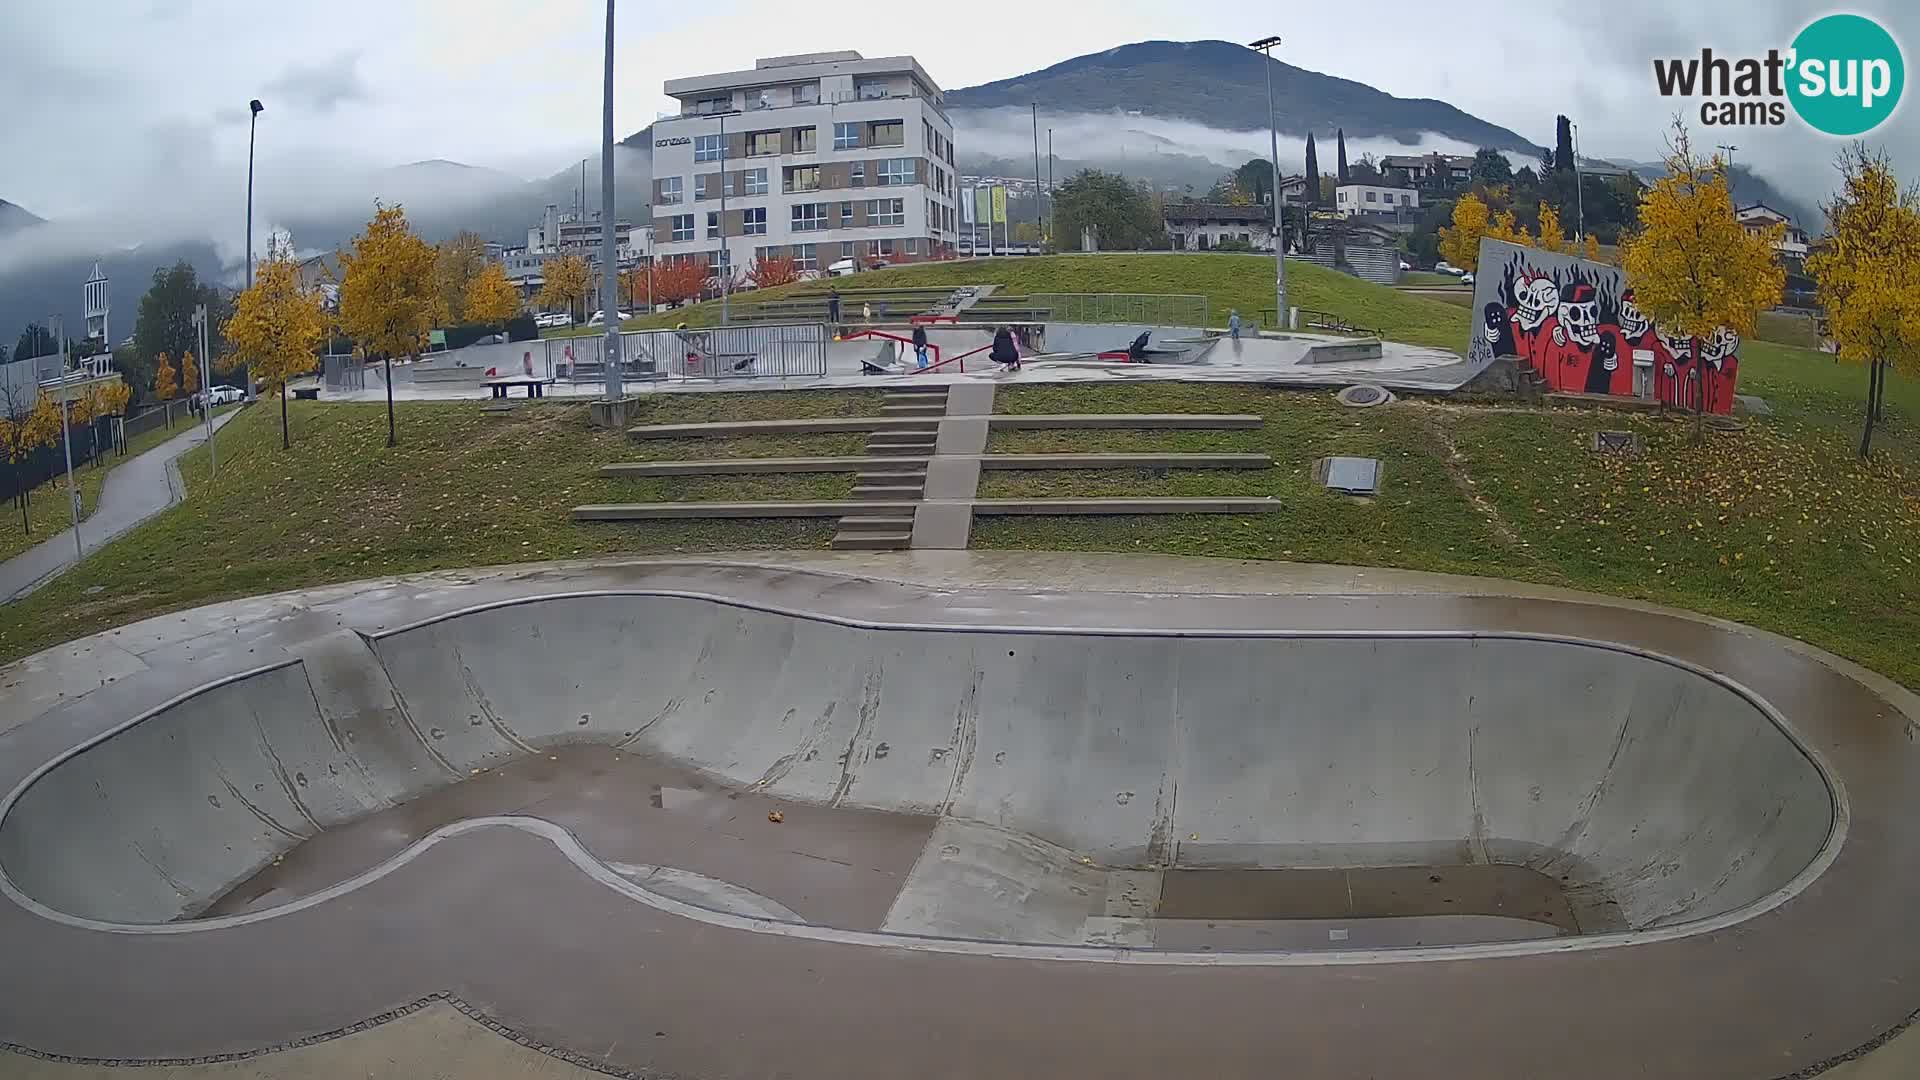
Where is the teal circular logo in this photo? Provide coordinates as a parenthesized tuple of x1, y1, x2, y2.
(1788, 14, 1904, 135)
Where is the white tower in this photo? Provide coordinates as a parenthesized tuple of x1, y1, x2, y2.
(83, 262, 109, 345)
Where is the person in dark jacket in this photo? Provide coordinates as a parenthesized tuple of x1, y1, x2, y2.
(990, 326, 1020, 371)
(826, 289, 841, 328)
(911, 324, 931, 369)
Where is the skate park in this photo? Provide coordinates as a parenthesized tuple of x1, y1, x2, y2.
(2, 552, 1918, 1079)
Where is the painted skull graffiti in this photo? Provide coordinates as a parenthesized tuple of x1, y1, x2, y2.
(1701, 326, 1740, 369)
(1557, 283, 1600, 348)
(1619, 289, 1650, 340)
(1517, 275, 1559, 331)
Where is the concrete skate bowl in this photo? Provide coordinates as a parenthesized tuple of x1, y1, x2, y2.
(0, 593, 1840, 959)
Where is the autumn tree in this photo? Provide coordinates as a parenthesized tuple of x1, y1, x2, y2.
(651, 259, 709, 308)
(0, 379, 51, 531)
(181, 350, 200, 401)
(152, 351, 178, 402)
(621, 266, 653, 310)
(1439, 193, 1534, 271)
(1807, 144, 1920, 457)
(537, 254, 594, 323)
(746, 255, 801, 289)
(1584, 233, 1602, 261)
(1621, 119, 1785, 443)
(462, 262, 521, 328)
(227, 250, 329, 449)
(1536, 202, 1568, 253)
(435, 230, 489, 325)
(336, 202, 439, 448)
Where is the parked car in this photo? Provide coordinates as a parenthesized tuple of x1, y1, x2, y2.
(191, 385, 245, 409)
(1460, 272, 1475, 286)
(826, 258, 858, 277)
(1435, 261, 1463, 276)
(586, 310, 632, 326)
(1398, 260, 1412, 271)
(534, 312, 574, 328)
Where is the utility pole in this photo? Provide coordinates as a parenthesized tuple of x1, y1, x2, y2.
(1031, 103, 1041, 254)
(1716, 143, 1740, 203)
(245, 98, 264, 402)
(600, 0, 624, 399)
(1047, 128, 1054, 250)
(718, 110, 731, 325)
(1570, 120, 1586, 238)
(192, 304, 217, 477)
(52, 314, 81, 560)
(1249, 36, 1287, 330)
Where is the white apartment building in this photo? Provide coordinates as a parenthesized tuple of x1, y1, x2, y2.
(1335, 183, 1419, 218)
(650, 51, 959, 275)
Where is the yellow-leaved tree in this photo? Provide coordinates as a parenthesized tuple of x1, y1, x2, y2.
(1536, 202, 1568, 253)
(435, 230, 489, 325)
(226, 250, 329, 449)
(1485, 208, 1532, 248)
(1438, 194, 1490, 270)
(1807, 144, 1920, 457)
(1584, 233, 1602, 261)
(336, 202, 439, 448)
(463, 262, 521, 328)
(1621, 119, 1785, 443)
(537, 254, 593, 323)
(152, 351, 177, 402)
(181, 350, 200, 401)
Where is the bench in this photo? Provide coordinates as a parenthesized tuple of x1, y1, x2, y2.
(292, 386, 320, 400)
(485, 378, 554, 399)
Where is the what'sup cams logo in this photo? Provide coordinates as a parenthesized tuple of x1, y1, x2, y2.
(1652, 13, 1905, 135)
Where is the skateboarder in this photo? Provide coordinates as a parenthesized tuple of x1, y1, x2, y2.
(1229, 309, 1242, 341)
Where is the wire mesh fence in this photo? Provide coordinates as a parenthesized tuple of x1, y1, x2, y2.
(611, 323, 830, 382)
(1027, 293, 1210, 329)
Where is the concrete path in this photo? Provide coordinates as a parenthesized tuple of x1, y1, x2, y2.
(0, 410, 238, 603)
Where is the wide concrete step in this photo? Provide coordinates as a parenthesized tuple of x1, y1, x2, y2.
(835, 514, 915, 531)
(854, 471, 927, 486)
(830, 531, 913, 550)
(881, 404, 948, 417)
(600, 456, 927, 477)
(849, 485, 923, 501)
(968, 497, 1282, 515)
(626, 417, 934, 440)
(883, 385, 949, 396)
(980, 453, 1274, 471)
(867, 432, 939, 446)
(869, 443, 937, 456)
(986, 414, 1264, 431)
(573, 501, 906, 520)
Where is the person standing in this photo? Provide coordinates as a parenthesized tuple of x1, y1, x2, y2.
(826, 288, 841, 329)
(862, 301, 873, 323)
(1229, 309, 1242, 341)
(911, 324, 931, 369)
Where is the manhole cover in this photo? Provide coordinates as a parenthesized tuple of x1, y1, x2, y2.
(1337, 384, 1395, 408)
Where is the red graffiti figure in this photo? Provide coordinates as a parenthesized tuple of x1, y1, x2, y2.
(1544, 282, 1626, 395)
(1510, 274, 1561, 387)
(1697, 326, 1741, 414)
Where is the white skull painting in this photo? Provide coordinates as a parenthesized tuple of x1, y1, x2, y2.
(1557, 283, 1600, 347)
(1619, 293, 1650, 340)
(1701, 326, 1740, 368)
(1516, 276, 1559, 331)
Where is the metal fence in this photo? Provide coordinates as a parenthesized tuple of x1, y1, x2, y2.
(322, 354, 366, 392)
(1027, 293, 1210, 329)
(600, 323, 830, 383)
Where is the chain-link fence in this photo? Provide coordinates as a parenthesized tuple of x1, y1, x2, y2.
(1027, 293, 1210, 329)
(614, 323, 830, 382)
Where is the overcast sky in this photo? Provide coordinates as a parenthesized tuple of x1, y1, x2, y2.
(1, 0, 1913, 228)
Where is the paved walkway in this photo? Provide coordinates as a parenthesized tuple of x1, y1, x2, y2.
(0, 410, 237, 602)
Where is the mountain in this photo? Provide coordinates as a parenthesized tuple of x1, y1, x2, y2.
(947, 40, 1541, 152)
(0, 199, 43, 234)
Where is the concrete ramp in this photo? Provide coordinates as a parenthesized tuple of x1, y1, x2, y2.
(0, 594, 1834, 945)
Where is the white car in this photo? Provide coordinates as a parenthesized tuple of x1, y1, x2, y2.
(1460, 272, 1475, 286)
(1435, 261, 1463, 276)
(534, 312, 574, 328)
(586, 310, 632, 326)
(207, 385, 245, 405)
(1398, 260, 1411, 271)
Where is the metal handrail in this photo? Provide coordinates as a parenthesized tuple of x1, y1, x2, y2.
(917, 343, 988, 374)
(843, 328, 941, 371)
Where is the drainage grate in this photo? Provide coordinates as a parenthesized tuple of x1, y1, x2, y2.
(1591, 431, 1643, 455)
(1321, 456, 1381, 496)
(1336, 384, 1396, 408)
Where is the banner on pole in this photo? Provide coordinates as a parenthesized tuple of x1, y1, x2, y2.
(991, 185, 1008, 222)
(960, 186, 977, 226)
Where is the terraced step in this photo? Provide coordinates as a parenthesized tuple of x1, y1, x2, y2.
(849, 485, 923, 501)
(881, 404, 948, 417)
(830, 530, 914, 551)
(835, 514, 916, 532)
(626, 417, 935, 440)
(573, 501, 905, 520)
(853, 471, 927, 486)
(986, 414, 1263, 431)
(599, 456, 926, 477)
(869, 442, 937, 456)
(867, 432, 939, 447)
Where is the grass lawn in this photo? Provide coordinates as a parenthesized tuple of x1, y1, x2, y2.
(0, 394, 888, 665)
(585, 255, 1473, 351)
(1400, 271, 1464, 287)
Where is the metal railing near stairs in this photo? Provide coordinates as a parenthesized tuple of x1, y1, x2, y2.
(651, 322, 830, 382)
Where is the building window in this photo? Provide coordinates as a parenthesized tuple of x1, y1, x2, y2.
(1365, 190, 1377, 202)
(869, 198, 904, 226)
(743, 168, 767, 195)
(850, 162, 865, 187)
(791, 126, 817, 153)
(794, 244, 819, 271)
(670, 215, 694, 242)
(842, 241, 856, 257)
(747, 130, 780, 156)
(904, 238, 920, 256)
(706, 211, 720, 239)
(784, 165, 820, 193)
(793, 83, 819, 105)
(711, 246, 730, 268)
(856, 79, 888, 101)
(869, 121, 904, 147)
(742, 207, 766, 235)
(694, 95, 729, 114)
(833, 122, 860, 150)
(791, 204, 828, 232)
(878, 158, 913, 186)
(869, 238, 895, 257)
(660, 176, 683, 204)
(694, 134, 722, 162)
(1400, 193, 1411, 205)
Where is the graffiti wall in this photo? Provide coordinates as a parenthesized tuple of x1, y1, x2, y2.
(1466, 238, 1742, 413)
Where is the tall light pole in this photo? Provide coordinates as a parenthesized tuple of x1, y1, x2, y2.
(192, 304, 217, 478)
(1716, 142, 1740, 196)
(600, 0, 624, 399)
(717, 109, 739, 326)
(245, 98, 264, 402)
(1249, 36, 1286, 331)
(1031, 103, 1041, 253)
(51, 314, 81, 560)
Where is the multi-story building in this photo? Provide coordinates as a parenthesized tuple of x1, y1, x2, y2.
(500, 204, 646, 300)
(649, 51, 959, 275)
(1736, 203, 1811, 265)
(1334, 183, 1420, 219)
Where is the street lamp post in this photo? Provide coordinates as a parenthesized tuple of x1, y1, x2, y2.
(718, 110, 735, 326)
(1249, 36, 1287, 331)
(51, 315, 81, 560)
(600, 0, 624, 400)
(245, 98, 263, 402)
(192, 304, 217, 478)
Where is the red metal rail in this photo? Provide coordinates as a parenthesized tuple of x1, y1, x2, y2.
(842, 329, 941, 370)
(916, 344, 990, 374)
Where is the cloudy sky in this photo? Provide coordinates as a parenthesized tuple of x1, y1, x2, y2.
(1, 0, 1913, 232)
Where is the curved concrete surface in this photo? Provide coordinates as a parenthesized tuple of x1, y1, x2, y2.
(0, 554, 1915, 1080)
(1, 596, 1834, 941)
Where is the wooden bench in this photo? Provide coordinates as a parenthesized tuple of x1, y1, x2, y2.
(485, 378, 554, 399)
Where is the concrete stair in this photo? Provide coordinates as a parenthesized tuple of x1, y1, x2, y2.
(833, 388, 946, 550)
